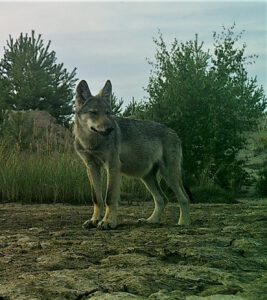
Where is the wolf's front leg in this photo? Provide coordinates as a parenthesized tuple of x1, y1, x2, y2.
(98, 167, 121, 230)
(83, 164, 104, 229)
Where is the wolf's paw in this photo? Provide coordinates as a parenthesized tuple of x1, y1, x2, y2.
(97, 220, 117, 230)
(137, 218, 148, 224)
(178, 217, 190, 226)
(82, 219, 99, 229)
(178, 219, 190, 226)
(137, 217, 160, 224)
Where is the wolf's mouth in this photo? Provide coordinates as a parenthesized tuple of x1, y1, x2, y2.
(90, 127, 99, 134)
(90, 126, 114, 136)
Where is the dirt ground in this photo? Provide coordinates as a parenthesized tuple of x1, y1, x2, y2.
(0, 199, 266, 300)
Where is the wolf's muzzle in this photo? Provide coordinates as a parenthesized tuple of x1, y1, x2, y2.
(91, 127, 114, 136)
(102, 127, 114, 136)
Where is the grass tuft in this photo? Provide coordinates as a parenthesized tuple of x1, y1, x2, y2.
(191, 184, 237, 204)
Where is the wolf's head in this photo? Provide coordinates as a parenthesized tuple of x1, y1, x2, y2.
(75, 80, 115, 136)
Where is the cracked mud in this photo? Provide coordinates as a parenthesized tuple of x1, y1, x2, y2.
(0, 200, 266, 299)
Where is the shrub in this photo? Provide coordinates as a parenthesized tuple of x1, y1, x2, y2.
(256, 162, 267, 197)
(145, 26, 266, 190)
(191, 184, 237, 204)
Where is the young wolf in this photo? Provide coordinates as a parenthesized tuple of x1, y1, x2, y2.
(74, 80, 190, 229)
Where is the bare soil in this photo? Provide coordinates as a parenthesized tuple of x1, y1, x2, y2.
(0, 200, 266, 300)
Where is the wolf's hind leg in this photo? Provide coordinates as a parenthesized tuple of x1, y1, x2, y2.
(161, 154, 190, 225)
(164, 172, 190, 226)
(140, 169, 166, 223)
(161, 144, 190, 226)
(172, 178, 190, 225)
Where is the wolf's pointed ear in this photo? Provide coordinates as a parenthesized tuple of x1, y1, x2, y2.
(76, 80, 92, 107)
(99, 80, 112, 101)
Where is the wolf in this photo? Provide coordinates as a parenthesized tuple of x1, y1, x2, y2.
(74, 80, 190, 229)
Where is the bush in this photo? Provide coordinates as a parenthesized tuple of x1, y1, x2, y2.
(145, 26, 266, 190)
(191, 184, 237, 204)
(256, 163, 267, 196)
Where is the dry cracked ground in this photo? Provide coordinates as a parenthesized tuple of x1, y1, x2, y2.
(0, 199, 266, 300)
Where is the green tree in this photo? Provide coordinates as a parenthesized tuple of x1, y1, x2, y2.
(145, 25, 266, 189)
(111, 93, 123, 116)
(123, 97, 147, 119)
(0, 30, 77, 125)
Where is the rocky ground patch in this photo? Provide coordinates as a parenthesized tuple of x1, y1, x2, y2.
(0, 200, 266, 299)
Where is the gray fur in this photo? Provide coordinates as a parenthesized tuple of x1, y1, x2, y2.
(74, 80, 190, 229)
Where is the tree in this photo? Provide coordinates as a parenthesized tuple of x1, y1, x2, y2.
(111, 93, 123, 116)
(123, 97, 147, 119)
(145, 25, 266, 189)
(0, 31, 77, 125)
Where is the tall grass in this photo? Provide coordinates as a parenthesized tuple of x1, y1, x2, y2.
(0, 143, 150, 204)
(0, 145, 90, 204)
(0, 111, 91, 204)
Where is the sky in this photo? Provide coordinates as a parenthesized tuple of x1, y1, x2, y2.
(0, 1, 266, 105)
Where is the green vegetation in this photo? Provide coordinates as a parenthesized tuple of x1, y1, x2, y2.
(0, 30, 77, 125)
(0, 148, 89, 204)
(143, 25, 266, 190)
(0, 26, 266, 204)
(0, 111, 150, 204)
(191, 184, 237, 204)
(256, 162, 267, 196)
(0, 143, 150, 204)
